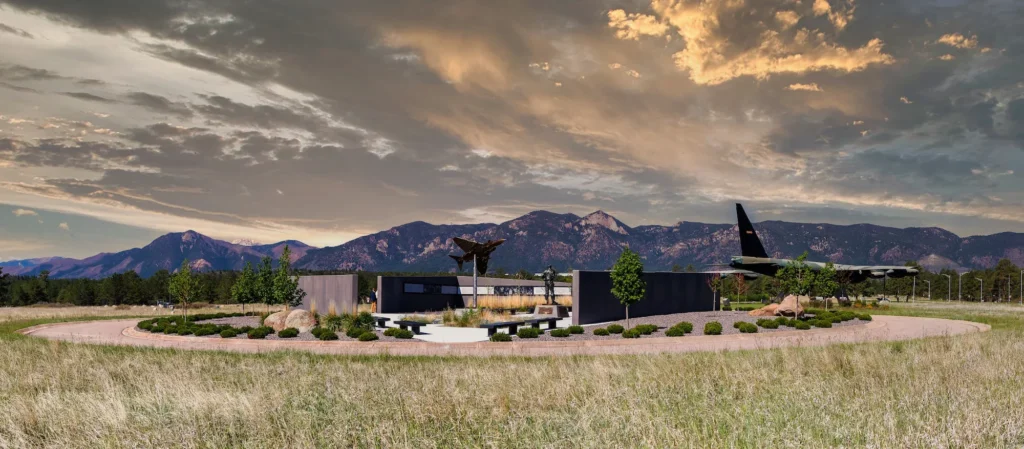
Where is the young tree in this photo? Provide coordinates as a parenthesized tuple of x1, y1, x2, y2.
(684, 264, 696, 273)
(671, 264, 683, 273)
(256, 256, 275, 312)
(813, 262, 839, 309)
(706, 273, 722, 310)
(734, 274, 749, 303)
(775, 252, 816, 298)
(169, 260, 201, 320)
(610, 247, 646, 328)
(231, 261, 258, 313)
(0, 267, 11, 306)
(272, 246, 306, 310)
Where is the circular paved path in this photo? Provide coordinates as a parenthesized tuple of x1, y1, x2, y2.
(19, 316, 989, 357)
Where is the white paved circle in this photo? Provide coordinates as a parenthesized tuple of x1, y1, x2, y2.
(19, 315, 989, 357)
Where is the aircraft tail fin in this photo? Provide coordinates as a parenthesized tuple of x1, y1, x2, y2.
(449, 255, 464, 271)
(736, 203, 769, 258)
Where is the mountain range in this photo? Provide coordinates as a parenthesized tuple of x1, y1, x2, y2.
(3, 210, 1023, 279)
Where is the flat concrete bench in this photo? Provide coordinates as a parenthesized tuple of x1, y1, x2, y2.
(373, 316, 391, 328)
(393, 320, 425, 334)
(526, 317, 559, 330)
(480, 321, 526, 337)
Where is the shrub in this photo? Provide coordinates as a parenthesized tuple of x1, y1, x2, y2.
(759, 320, 779, 329)
(318, 330, 339, 341)
(794, 321, 811, 330)
(358, 331, 379, 341)
(839, 311, 856, 321)
(812, 319, 832, 328)
(517, 327, 541, 338)
(665, 327, 686, 337)
(322, 314, 344, 331)
(636, 324, 657, 335)
(567, 325, 584, 334)
(721, 306, 732, 311)
(237, 326, 254, 333)
(150, 325, 165, 333)
(346, 325, 370, 339)
(739, 322, 758, 333)
(593, 328, 610, 336)
(392, 329, 414, 339)
(177, 327, 195, 336)
(673, 322, 694, 334)
(550, 328, 571, 338)
(607, 324, 625, 334)
(357, 312, 376, 328)
(383, 327, 401, 337)
(775, 317, 792, 327)
(490, 332, 512, 342)
(311, 327, 325, 338)
(733, 321, 744, 329)
(622, 328, 641, 338)
(704, 321, 723, 335)
(247, 326, 274, 339)
(278, 328, 299, 338)
(858, 313, 872, 321)
(220, 329, 239, 338)
(258, 312, 269, 326)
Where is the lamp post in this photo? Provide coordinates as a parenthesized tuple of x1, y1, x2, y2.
(1020, 270, 1023, 306)
(912, 277, 916, 302)
(941, 274, 951, 302)
(976, 278, 983, 302)
(924, 279, 931, 301)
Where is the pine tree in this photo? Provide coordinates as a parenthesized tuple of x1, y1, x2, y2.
(231, 261, 258, 313)
(272, 246, 306, 310)
(610, 247, 646, 328)
(256, 256, 274, 312)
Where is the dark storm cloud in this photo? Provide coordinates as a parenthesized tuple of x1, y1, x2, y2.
(0, 64, 63, 81)
(0, 81, 40, 93)
(125, 92, 193, 117)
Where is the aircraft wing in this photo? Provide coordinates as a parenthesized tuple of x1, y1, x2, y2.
(453, 237, 479, 253)
(701, 268, 761, 279)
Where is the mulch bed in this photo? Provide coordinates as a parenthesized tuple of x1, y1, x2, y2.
(514, 311, 869, 341)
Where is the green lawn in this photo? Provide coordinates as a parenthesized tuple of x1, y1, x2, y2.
(1, 303, 1023, 448)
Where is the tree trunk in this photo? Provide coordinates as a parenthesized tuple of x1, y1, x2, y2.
(626, 305, 630, 329)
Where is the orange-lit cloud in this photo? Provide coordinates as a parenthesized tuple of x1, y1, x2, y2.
(936, 33, 978, 49)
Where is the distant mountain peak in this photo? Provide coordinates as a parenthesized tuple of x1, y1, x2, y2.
(231, 238, 261, 246)
(581, 210, 629, 234)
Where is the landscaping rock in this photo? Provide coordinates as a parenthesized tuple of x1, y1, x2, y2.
(285, 309, 316, 332)
(748, 303, 779, 317)
(777, 295, 804, 317)
(264, 311, 289, 331)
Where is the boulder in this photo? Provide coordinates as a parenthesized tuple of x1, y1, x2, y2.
(284, 309, 317, 332)
(748, 303, 779, 317)
(776, 295, 804, 317)
(264, 310, 289, 331)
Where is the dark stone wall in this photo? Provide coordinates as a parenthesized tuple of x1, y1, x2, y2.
(572, 271, 716, 325)
(377, 276, 571, 313)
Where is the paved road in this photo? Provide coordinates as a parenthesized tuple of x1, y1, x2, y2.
(20, 315, 989, 357)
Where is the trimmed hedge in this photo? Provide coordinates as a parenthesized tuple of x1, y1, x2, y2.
(704, 321, 723, 335)
(490, 332, 512, 342)
(278, 328, 299, 338)
(607, 324, 625, 334)
(593, 328, 610, 336)
(567, 325, 584, 334)
(517, 327, 541, 338)
(550, 328, 571, 338)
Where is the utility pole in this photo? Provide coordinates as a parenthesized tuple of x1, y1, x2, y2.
(958, 272, 966, 302)
(941, 274, 951, 302)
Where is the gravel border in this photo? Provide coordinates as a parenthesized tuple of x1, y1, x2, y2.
(508, 311, 869, 341)
(136, 316, 418, 343)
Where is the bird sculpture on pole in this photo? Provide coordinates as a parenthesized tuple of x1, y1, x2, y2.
(449, 237, 505, 308)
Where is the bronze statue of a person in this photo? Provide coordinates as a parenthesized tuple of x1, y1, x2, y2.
(542, 265, 558, 305)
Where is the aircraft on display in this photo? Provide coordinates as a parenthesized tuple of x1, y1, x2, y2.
(449, 237, 505, 275)
(726, 204, 919, 282)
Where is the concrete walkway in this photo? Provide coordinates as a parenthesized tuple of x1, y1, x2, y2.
(19, 315, 989, 357)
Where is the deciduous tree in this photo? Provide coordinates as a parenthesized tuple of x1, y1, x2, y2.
(169, 260, 201, 320)
(610, 247, 646, 328)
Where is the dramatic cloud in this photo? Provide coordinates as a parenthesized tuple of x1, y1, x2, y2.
(0, 0, 1022, 258)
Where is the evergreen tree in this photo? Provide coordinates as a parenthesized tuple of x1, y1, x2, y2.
(0, 267, 10, 306)
(610, 247, 646, 328)
(169, 260, 201, 320)
(256, 256, 275, 311)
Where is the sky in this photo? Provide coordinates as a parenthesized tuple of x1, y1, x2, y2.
(1, 0, 1022, 260)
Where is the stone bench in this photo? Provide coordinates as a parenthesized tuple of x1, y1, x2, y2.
(480, 320, 526, 337)
(526, 317, 559, 330)
(372, 316, 391, 328)
(393, 320, 425, 334)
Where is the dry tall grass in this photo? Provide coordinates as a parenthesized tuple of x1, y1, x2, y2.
(0, 304, 262, 324)
(1, 303, 1023, 447)
(474, 294, 572, 310)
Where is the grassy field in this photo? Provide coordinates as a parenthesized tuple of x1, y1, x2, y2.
(1, 303, 1023, 447)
